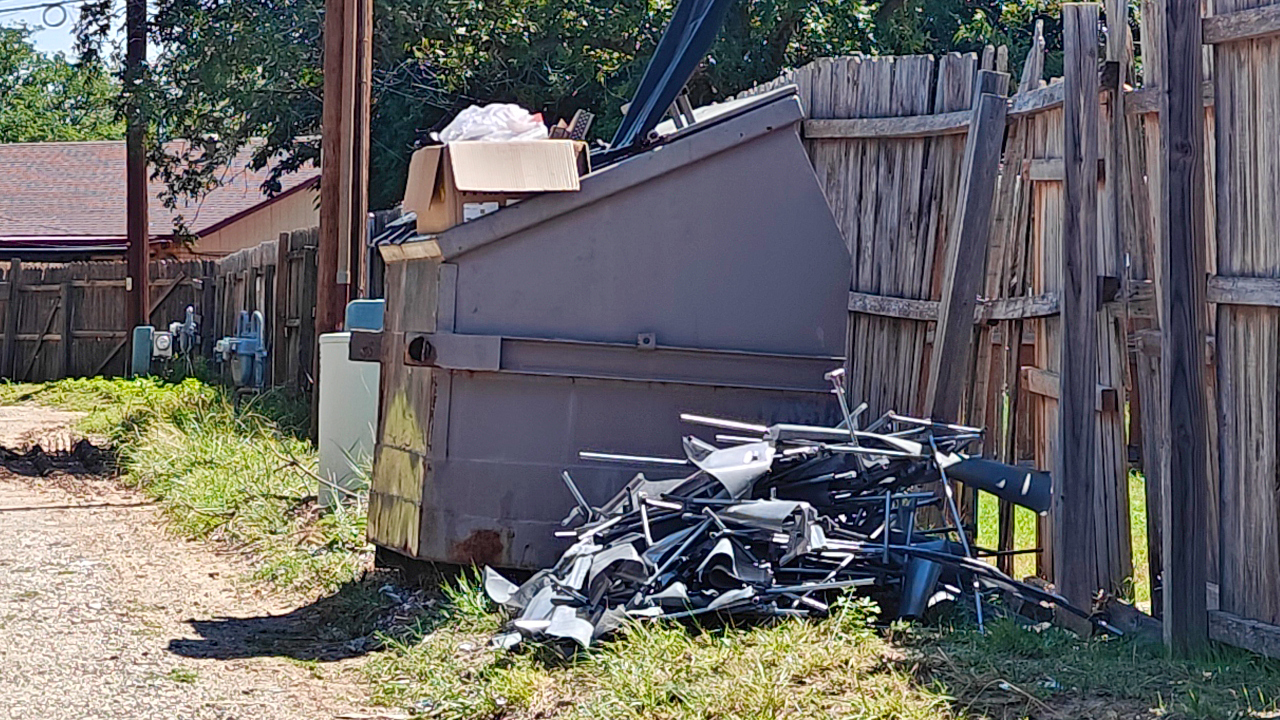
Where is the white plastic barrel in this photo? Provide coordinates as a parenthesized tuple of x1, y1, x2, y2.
(317, 332, 380, 506)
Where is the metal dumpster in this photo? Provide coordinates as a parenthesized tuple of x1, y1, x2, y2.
(364, 87, 852, 569)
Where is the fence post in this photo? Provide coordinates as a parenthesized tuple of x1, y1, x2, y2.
(1057, 2, 1102, 608)
(1, 258, 20, 379)
(1160, 0, 1210, 655)
(201, 261, 216, 357)
(927, 69, 1009, 422)
(61, 281, 74, 378)
(301, 227, 319, 390)
(274, 232, 290, 386)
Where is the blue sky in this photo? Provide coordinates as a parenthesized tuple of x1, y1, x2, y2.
(4, 4, 81, 55)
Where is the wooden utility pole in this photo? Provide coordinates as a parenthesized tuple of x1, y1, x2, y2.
(1057, 2, 1101, 609)
(318, 0, 373, 337)
(350, 0, 373, 298)
(317, 0, 348, 340)
(124, 0, 149, 331)
(1160, 0, 1210, 656)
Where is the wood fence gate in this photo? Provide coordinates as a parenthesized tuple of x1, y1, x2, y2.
(0, 226, 320, 389)
(0, 259, 202, 382)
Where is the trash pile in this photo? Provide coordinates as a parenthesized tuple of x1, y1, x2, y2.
(433, 103, 551, 143)
(483, 370, 1106, 649)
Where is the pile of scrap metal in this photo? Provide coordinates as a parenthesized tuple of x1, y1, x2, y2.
(484, 370, 1108, 649)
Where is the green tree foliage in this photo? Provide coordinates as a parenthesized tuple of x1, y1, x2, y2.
(78, 0, 1059, 211)
(0, 25, 123, 143)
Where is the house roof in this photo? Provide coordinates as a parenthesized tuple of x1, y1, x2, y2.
(0, 140, 320, 252)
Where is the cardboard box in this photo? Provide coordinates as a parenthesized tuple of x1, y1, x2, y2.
(403, 140, 589, 234)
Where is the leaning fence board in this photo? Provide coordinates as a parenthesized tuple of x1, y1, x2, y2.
(928, 72, 1009, 422)
(1057, 3, 1103, 606)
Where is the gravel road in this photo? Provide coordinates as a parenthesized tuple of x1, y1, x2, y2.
(0, 407, 387, 720)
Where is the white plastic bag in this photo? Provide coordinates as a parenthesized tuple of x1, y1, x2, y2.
(436, 103, 548, 143)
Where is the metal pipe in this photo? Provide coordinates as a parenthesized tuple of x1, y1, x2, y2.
(930, 434, 984, 632)
(679, 413, 768, 434)
(579, 451, 690, 466)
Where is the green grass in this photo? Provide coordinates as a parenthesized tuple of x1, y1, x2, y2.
(1128, 469, 1152, 610)
(9, 377, 1279, 718)
(361, 573, 1280, 720)
(0, 376, 371, 594)
(976, 491, 1040, 582)
(917, 614, 1280, 719)
(364, 575, 955, 720)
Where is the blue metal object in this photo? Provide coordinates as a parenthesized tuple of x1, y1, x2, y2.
(215, 310, 268, 388)
(130, 325, 154, 377)
(345, 299, 385, 332)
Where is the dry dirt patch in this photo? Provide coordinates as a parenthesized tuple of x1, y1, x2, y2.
(0, 409, 393, 720)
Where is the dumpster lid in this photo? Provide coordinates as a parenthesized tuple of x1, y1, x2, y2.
(377, 86, 804, 263)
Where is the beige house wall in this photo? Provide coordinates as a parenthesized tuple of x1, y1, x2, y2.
(192, 186, 319, 257)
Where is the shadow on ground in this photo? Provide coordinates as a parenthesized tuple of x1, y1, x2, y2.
(0, 438, 112, 478)
(167, 567, 458, 663)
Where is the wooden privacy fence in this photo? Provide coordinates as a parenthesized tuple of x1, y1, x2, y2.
(0, 259, 202, 381)
(1128, 0, 1280, 654)
(754, 0, 1280, 656)
(208, 227, 319, 391)
(743, 51, 1003, 422)
(742, 42, 1138, 600)
(0, 226, 319, 389)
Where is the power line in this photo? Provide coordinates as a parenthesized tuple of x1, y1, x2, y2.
(0, 0, 78, 19)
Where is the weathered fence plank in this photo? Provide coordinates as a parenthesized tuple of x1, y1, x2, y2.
(1, 258, 20, 378)
(1057, 2, 1102, 607)
(1207, 0, 1280, 649)
(60, 281, 73, 377)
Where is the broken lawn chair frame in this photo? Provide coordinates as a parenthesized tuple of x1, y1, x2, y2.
(484, 370, 1111, 649)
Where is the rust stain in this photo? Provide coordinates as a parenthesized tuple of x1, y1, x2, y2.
(450, 529, 505, 566)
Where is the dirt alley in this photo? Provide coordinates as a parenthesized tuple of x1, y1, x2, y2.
(0, 406, 391, 720)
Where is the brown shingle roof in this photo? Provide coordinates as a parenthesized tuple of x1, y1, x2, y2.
(0, 140, 320, 244)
